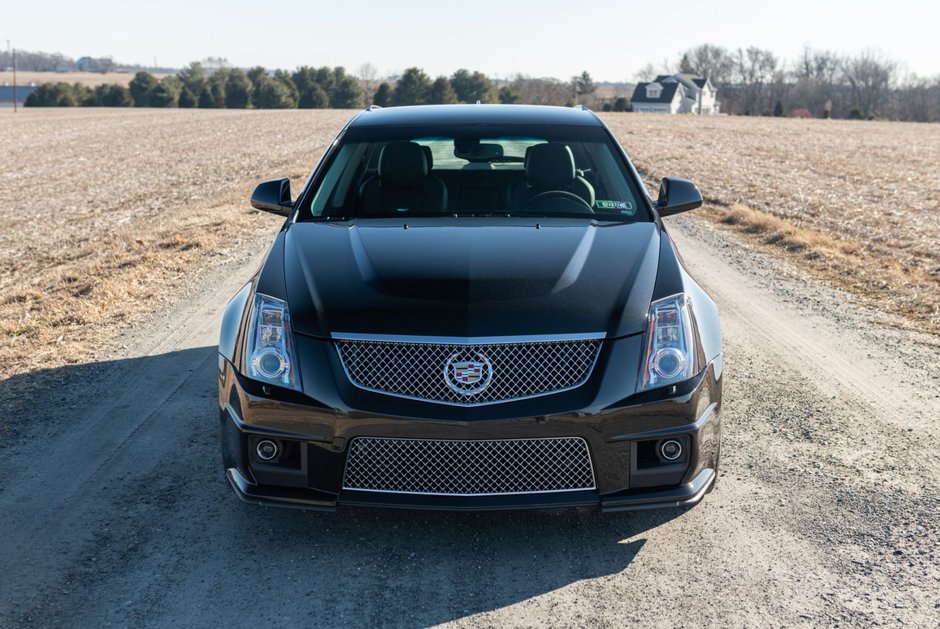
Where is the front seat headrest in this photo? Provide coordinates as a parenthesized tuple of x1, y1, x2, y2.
(379, 142, 428, 186)
(421, 145, 433, 170)
(525, 144, 576, 189)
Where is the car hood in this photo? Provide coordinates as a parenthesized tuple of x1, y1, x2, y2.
(283, 218, 659, 339)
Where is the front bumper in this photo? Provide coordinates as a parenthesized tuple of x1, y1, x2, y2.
(218, 356, 722, 512)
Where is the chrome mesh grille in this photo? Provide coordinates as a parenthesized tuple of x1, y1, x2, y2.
(342, 437, 595, 495)
(334, 337, 602, 405)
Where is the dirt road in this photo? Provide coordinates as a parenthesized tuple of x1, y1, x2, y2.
(1, 214, 937, 628)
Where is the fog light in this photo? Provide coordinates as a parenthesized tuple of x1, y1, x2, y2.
(660, 439, 682, 461)
(256, 439, 279, 461)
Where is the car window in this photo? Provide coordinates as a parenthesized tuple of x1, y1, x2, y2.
(301, 124, 648, 222)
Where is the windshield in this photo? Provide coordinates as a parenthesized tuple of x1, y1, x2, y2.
(299, 124, 648, 222)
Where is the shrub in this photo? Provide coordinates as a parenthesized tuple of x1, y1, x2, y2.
(612, 97, 629, 112)
(224, 69, 252, 108)
(391, 67, 431, 106)
(129, 72, 158, 107)
(372, 82, 392, 107)
(178, 87, 197, 108)
(254, 77, 297, 109)
(331, 74, 363, 108)
(789, 108, 812, 119)
(450, 69, 496, 103)
(178, 62, 206, 100)
(198, 69, 229, 108)
(273, 70, 299, 106)
(429, 77, 458, 104)
(93, 83, 132, 107)
(25, 82, 78, 106)
(498, 85, 520, 104)
(149, 77, 181, 107)
(299, 83, 329, 108)
(73, 83, 96, 106)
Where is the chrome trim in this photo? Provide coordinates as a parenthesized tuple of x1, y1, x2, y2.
(333, 334, 604, 407)
(256, 440, 279, 461)
(442, 353, 493, 397)
(343, 487, 597, 498)
(330, 331, 607, 344)
(660, 439, 682, 461)
(341, 436, 596, 496)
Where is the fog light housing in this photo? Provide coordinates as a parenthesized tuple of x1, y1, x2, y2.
(256, 439, 279, 461)
(660, 439, 683, 461)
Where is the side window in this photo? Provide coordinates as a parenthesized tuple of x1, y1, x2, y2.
(590, 144, 639, 217)
(309, 144, 365, 216)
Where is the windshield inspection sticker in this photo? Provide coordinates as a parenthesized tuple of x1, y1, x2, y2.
(595, 200, 634, 212)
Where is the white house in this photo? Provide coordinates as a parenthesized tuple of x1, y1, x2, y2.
(631, 74, 719, 114)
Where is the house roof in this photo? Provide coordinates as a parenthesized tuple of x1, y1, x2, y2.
(631, 82, 681, 104)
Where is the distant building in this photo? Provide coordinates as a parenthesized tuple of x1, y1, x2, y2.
(631, 74, 719, 114)
(0, 84, 38, 106)
(76, 56, 114, 73)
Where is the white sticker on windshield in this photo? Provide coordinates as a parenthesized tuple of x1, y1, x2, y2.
(595, 200, 633, 212)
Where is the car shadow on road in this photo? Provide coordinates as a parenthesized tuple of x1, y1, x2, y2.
(233, 503, 684, 626)
(1, 346, 690, 626)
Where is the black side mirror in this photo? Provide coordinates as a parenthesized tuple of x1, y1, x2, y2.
(656, 177, 703, 216)
(250, 178, 294, 216)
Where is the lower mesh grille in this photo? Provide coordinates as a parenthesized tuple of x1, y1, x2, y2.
(342, 437, 595, 496)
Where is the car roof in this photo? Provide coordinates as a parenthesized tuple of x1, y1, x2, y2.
(348, 104, 604, 128)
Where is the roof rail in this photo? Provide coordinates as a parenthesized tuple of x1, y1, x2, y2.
(367, 104, 383, 111)
(571, 104, 591, 111)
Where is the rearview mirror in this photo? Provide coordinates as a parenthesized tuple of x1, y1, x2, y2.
(656, 177, 703, 216)
(250, 178, 294, 216)
(454, 140, 504, 162)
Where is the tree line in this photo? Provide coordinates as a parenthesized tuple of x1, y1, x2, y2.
(641, 44, 940, 121)
(22, 47, 940, 121)
(25, 62, 608, 110)
(25, 63, 364, 109)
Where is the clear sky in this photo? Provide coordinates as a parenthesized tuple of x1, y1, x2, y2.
(5, 0, 939, 80)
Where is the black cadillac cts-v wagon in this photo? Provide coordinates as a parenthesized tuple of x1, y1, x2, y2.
(218, 104, 722, 511)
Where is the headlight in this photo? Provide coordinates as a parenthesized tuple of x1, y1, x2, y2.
(245, 293, 301, 391)
(639, 293, 699, 391)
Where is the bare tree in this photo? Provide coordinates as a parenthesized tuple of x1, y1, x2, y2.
(633, 62, 670, 83)
(736, 47, 779, 114)
(842, 50, 897, 118)
(202, 57, 230, 74)
(507, 75, 571, 106)
(789, 47, 842, 117)
(356, 62, 379, 104)
(680, 44, 736, 84)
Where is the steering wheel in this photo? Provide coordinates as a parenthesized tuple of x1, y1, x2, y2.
(525, 190, 594, 214)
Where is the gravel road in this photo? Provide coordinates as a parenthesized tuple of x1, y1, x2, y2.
(1, 214, 937, 628)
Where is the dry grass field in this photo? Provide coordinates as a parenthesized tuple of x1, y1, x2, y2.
(1, 109, 938, 387)
(0, 108, 351, 387)
(0, 71, 170, 87)
(602, 114, 940, 333)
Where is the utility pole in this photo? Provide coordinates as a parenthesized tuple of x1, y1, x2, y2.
(12, 45, 17, 113)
